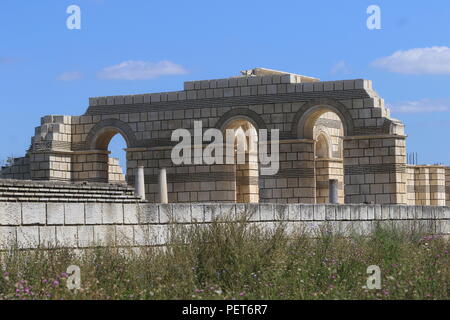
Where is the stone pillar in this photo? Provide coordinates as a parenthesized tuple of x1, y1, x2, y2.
(134, 166, 146, 200)
(159, 168, 168, 204)
(236, 151, 259, 203)
(429, 166, 446, 206)
(329, 179, 338, 204)
(343, 135, 407, 204)
(414, 166, 431, 205)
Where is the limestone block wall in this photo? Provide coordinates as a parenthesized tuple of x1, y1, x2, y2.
(406, 165, 447, 206)
(343, 136, 407, 204)
(0, 156, 30, 180)
(406, 166, 416, 205)
(0, 203, 448, 250)
(259, 141, 315, 204)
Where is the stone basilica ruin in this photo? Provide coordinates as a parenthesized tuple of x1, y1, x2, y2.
(1, 68, 449, 206)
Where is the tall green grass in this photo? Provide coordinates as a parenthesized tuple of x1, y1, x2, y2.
(0, 212, 448, 300)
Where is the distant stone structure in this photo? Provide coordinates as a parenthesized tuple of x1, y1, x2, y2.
(1, 68, 449, 206)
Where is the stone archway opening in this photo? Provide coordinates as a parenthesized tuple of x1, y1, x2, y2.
(309, 110, 345, 204)
(107, 133, 127, 184)
(82, 126, 131, 184)
(224, 118, 259, 203)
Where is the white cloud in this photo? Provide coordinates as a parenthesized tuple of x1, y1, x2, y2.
(97, 60, 188, 80)
(330, 60, 351, 75)
(57, 71, 83, 81)
(388, 98, 450, 113)
(372, 47, 450, 74)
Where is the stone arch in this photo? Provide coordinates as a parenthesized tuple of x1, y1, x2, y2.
(218, 112, 260, 204)
(291, 98, 354, 139)
(215, 108, 267, 132)
(315, 131, 331, 159)
(85, 119, 138, 150)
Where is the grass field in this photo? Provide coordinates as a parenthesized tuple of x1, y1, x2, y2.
(0, 214, 448, 300)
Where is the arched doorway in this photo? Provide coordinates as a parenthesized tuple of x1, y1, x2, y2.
(107, 133, 127, 184)
(293, 102, 348, 204)
(81, 119, 136, 184)
(223, 118, 259, 203)
(313, 112, 344, 204)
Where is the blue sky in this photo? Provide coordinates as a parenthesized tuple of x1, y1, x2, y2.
(1, 0, 450, 170)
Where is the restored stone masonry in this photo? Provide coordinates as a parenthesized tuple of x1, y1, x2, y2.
(1, 68, 449, 205)
(0, 203, 449, 249)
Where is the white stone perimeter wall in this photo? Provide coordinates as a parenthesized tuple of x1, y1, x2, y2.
(0, 202, 449, 249)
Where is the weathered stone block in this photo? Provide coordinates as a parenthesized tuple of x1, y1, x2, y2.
(299, 204, 314, 221)
(102, 203, 123, 224)
(325, 205, 336, 221)
(17, 226, 39, 249)
(0, 203, 21, 226)
(22, 203, 46, 225)
(148, 225, 168, 246)
(39, 226, 56, 247)
(77, 226, 94, 247)
(47, 203, 64, 225)
(219, 204, 236, 220)
(350, 205, 360, 220)
(56, 226, 78, 247)
(0, 226, 16, 248)
(273, 204, 288, 220)
(85, 203, 102, 224)
(124, 203, 138, 224)
(64, 203, 85, 225)
(191, 204, 204, 222)
(116, 225, 134, 246)
(313, 204, 326, 220)
(93, 225, 115, 246)
(288, 204, 300, 220)
(259, 204, 274, 221)
(137, 204, 159, 223)
(204, 204, 219, 222)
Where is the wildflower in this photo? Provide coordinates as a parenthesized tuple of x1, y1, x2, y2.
(239, 292, 245, 296)
(52, 280, 60, 287)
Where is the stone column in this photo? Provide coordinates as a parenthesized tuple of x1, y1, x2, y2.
(159, 168, 168, 204)
(329, 179, 339, 204)
(135, 166, 146, 200)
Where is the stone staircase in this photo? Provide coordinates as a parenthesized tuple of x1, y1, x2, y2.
(0, 179, 144, 203)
